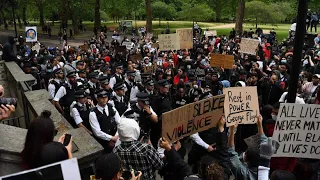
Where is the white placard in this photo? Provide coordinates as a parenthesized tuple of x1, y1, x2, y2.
(272, 103, 320, 159)
(0, 158, 81, 180)
(25, 26, 37, 42)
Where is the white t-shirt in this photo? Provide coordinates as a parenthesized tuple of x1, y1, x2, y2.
(279, 92, 305, 104)
(290, 23, 296, 31)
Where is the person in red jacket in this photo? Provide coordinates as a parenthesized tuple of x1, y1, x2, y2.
(173, 69, 188, 85)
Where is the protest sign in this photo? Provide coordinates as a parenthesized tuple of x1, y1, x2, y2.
(158, 34, 180, 51)
(176, 29, 193, 50)
(79, 44, 89, 51)
(122, 41, 133, 50)
(210, 54, 234, 69)
(130, 54, 142, 63)
(239, 38, 259, 55)
(151, 43, 159, 49)
(272, 103, 320, 159)
(0, 158, 81, 180)
(205, 30, 217, 37)
(223, 87, 259, 127)
(25, 26, 37, 42)
(195, 67, 206, 81)
(162, 94, 225, 143)
(112, 35, 121, 41)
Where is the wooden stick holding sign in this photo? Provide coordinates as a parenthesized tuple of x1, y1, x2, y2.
(210, 54, 234, 69)
(223, 87, 259, 127)
(272, 103, 320, 159)
(162, 94, 225, 143)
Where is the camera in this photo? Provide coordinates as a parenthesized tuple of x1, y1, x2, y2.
(0, 98, 17, 107)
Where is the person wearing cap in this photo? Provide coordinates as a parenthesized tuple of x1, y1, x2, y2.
(75, 60, 85, 71)
(110, 82, 129, 116)
(124, 70, 136, 98)
(302, 74, 320, 95)
(88, 72, 99, 104)
(89, 89, 120, 152)
(71, 89, 93, 135)
(110, 63, 125, 89)
(150, 79, 172, 148)
(123, 92, 158, 143)
(53, 71, 78, 126)
(141, 79, 155, 102)
(113, 118, 163, 180)
(76, 69, 87, 84)
(98, 75, 113, 94)
(48, 68, 64, 101)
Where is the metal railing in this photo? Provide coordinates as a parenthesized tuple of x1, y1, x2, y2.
(1, 116, 25, 128)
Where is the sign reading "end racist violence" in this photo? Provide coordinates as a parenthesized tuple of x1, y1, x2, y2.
(162, 95, 224, 143)
(272, 103, 320, 159)
(223, 87, 260, 127)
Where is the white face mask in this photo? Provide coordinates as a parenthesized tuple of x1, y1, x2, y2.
(272, 114, 277, 121)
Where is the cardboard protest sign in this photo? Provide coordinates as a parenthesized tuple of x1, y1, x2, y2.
(151, 43, 159, 49)
(205, 30, 217, 37)
(130, 54, 142, 63)
(162, 94, 225, 143)
(239, 38, 259, 55)
(223, 87, 259, 127)
(176, 29, 193, 50)
(272, 103, 320, 159)
(79, 44, 89, 51)
(116, 46, 127, 55)
(158, 34, 180, 51)
(210, 54, 234, 69)
(26, 26, 37, 42)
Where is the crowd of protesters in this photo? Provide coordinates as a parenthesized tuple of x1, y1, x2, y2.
(2, 14, 320, 179)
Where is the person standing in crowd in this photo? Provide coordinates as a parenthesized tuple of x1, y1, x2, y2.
(2, 36, 16, 62)
(307, 9, 312, 31)
(110, 82, 129, 116)
(52, 71, 77, 126)
(48, 68, 64, 101)
(71, 89, 93, 135)
(150, 79, 172, 148)
(314, 33, 320, 46)
(123, 92, 158, 143)
(124, 70, 136, 99)
(311, 12, 319, 33)
(113, 117, 163, 180)
(89, 89, 120, 152)
(110, 64, 125, 89)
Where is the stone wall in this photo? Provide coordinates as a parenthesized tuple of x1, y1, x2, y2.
(0, 62, 104, 178)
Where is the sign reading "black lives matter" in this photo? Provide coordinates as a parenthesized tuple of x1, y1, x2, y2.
(272, 103, 320, 159)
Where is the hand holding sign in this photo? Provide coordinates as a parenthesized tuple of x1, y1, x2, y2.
(223, 87, 260, 127)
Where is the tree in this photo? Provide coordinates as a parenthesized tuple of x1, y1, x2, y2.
(94, 0, 101, 29)
(152, 1, 176, 25)
(235, 0, 245, 34)
(145, 0, 152, 32)
(34, 0, 45, 26)
(178, 3, 215, 22)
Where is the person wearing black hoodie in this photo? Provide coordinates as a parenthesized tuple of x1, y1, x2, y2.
(2, 36, 16, 62)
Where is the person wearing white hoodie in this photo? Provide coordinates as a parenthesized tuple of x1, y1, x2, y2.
(113, 118, 164, 180)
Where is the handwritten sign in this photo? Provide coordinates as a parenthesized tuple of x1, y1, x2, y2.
(158, 34, 180, 51)
(210, 54, 234, 69)
(272, 103, 320, 159)
(205, 30, 217, 37)
(176, 29, 193, 50)
(162, 94, 225, 143)
(122, 41, 133, 50)
(223, 87, 259, 127)
(239, 38, 259, 55)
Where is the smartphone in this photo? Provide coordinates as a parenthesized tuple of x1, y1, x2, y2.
(63, 134, 72, 146)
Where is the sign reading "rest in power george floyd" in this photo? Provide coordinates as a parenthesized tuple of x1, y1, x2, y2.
(162, 95, 224, 143)
(272, 103, 320, 159)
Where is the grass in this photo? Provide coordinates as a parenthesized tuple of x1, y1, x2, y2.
(1, 20, 319, 41)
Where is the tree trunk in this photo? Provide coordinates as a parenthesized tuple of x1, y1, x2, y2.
(94, 0, 101, 29)
(22, 7, 27, 26)
(0, 8, 8, 28)
(159, 18, 160, 26)
(17, 12, 22, 28)
(36, 2, 45, 26)
(60, 0, 68, 30)
(235, 0, 245, 34)
(66, 0, 79, 34)
(145, 0, 152, 33)
(215, 0, 222, 22)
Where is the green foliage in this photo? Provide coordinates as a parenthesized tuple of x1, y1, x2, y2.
(245, 1, 294, 25)
(178, 3, 215, 22)
(151, 1, 176, 20)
